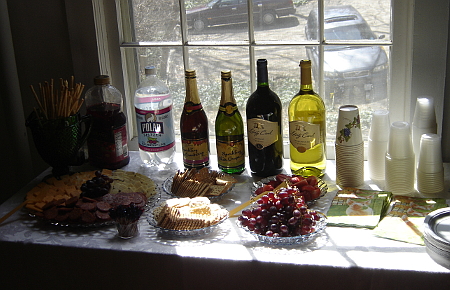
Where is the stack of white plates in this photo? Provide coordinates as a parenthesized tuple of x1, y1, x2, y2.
(423, 207, 450, 269)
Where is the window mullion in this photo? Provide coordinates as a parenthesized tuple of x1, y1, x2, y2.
(248, 0, 256, 92)
(92, 0, 112, 76)
(390, 0, 413, 123)
(116, 0, 139, 138)
(178, 0, 190, 70)
(318, 0, 324, 99)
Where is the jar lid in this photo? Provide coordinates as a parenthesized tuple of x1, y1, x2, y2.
(93, 75, 110, 85)
(145, 66, 156, 75)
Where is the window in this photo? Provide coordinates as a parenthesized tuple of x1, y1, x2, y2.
(110, 0, 408, 158)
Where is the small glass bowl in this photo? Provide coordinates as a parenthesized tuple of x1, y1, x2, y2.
(251, 175, 328, 204)
(147, 203, 228, 238)
(236, 211, 327, 246)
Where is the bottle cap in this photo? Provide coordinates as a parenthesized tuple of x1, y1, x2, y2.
(256, 59, 268, 84)
(185, 69, 196, 78)
(145, 66, 156, 75)
(221, 70, 231, 78)
(93, 75, 110, 85)
(300, 60, 312, 68)
(257, 59, 267, 65)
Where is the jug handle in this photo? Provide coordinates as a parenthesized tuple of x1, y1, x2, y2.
(79, 114, 92, 145)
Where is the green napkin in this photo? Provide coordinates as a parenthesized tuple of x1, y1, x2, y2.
(326, 187, 392, 229)
(373, 195, 448, 245)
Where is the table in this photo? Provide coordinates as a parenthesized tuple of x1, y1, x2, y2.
(1, 152, 450, 290)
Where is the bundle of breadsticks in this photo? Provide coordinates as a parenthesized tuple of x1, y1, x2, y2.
(30, 76, 84, 120)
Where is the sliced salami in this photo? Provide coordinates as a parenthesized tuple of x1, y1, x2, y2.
(43, 206, 58, 220)
(96, 201, 111, 212)
(95, 210, 111, 221)
(68, 208, 83, 221)
(79, 201, 97, 212)
(81, 211, 96, 223)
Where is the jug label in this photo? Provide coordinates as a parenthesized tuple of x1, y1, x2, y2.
(135, 106, 175, 152)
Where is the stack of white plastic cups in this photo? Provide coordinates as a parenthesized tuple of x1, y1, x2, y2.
(367, 110, 390, 181)
(385, 121, 415, 195)
(417, 133, 444, 196)
(335, 105, 364, 187)
(412, 96, 437, 159)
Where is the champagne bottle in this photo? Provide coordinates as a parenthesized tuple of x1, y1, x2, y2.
(246, 59, 283, 177)
(180, 69, 209, 169)
(288, 60, 326, 176)
(215, 70, 245, 174)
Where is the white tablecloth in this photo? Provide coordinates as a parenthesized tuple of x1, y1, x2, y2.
(1, 152, 449, 289)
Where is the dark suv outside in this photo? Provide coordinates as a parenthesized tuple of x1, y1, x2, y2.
(187, 0, 296, 32)
(305, 5, 389, 107)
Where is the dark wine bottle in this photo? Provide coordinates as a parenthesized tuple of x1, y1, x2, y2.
(215, 70, 245, 174)
(180, 69, 209, 169)
(246, 59, 283, 177)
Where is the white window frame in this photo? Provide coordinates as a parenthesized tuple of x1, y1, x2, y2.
(88, 0, 449, 159)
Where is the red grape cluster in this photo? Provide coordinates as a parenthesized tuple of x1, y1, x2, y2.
(254, 174, 322, 202)
(239, 187, 321, 237)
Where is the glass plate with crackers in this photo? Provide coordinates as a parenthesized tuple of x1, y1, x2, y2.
(162, 168, 237, 200)
(147, 197, 229, 237)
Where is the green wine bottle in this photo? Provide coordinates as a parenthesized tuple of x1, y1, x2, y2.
(288, 60, 326, 177)
(215, 70, 245, 174)
(246, 59, 283, 177)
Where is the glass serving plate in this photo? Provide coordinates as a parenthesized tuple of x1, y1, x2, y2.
(147, 203, 228, 238)
(28, 190, 161, 228)
(251, 175, 328, 204)
(27, 211, 116, 228)
(24, 169, 160, 228)
(236, 211, 327, 246)
(162, 172, 235, 201)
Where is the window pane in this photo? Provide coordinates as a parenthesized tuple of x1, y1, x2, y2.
(186, 0, 250, 41)
(321, 3, 391, 42)
(254, 46, 309, 138)
(131, 0, 181, 42)
(322, 45, 390, 142)
(124, 0, 393, 147)
(133, 47, 185, 135)
(186, 47, 251, 136)
(253, 0, 312, 42)
(134, 46, 251, 136)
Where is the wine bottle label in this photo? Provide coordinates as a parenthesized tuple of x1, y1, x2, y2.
(216, 137, 245, 168)
(219, 102, 238, 116)
(135, 106, 175, 152)
(289, 120, 321, 152)
(181, 138, 209, 165)
(247, 118, 279, 150)
(184, 103, 203, 114)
